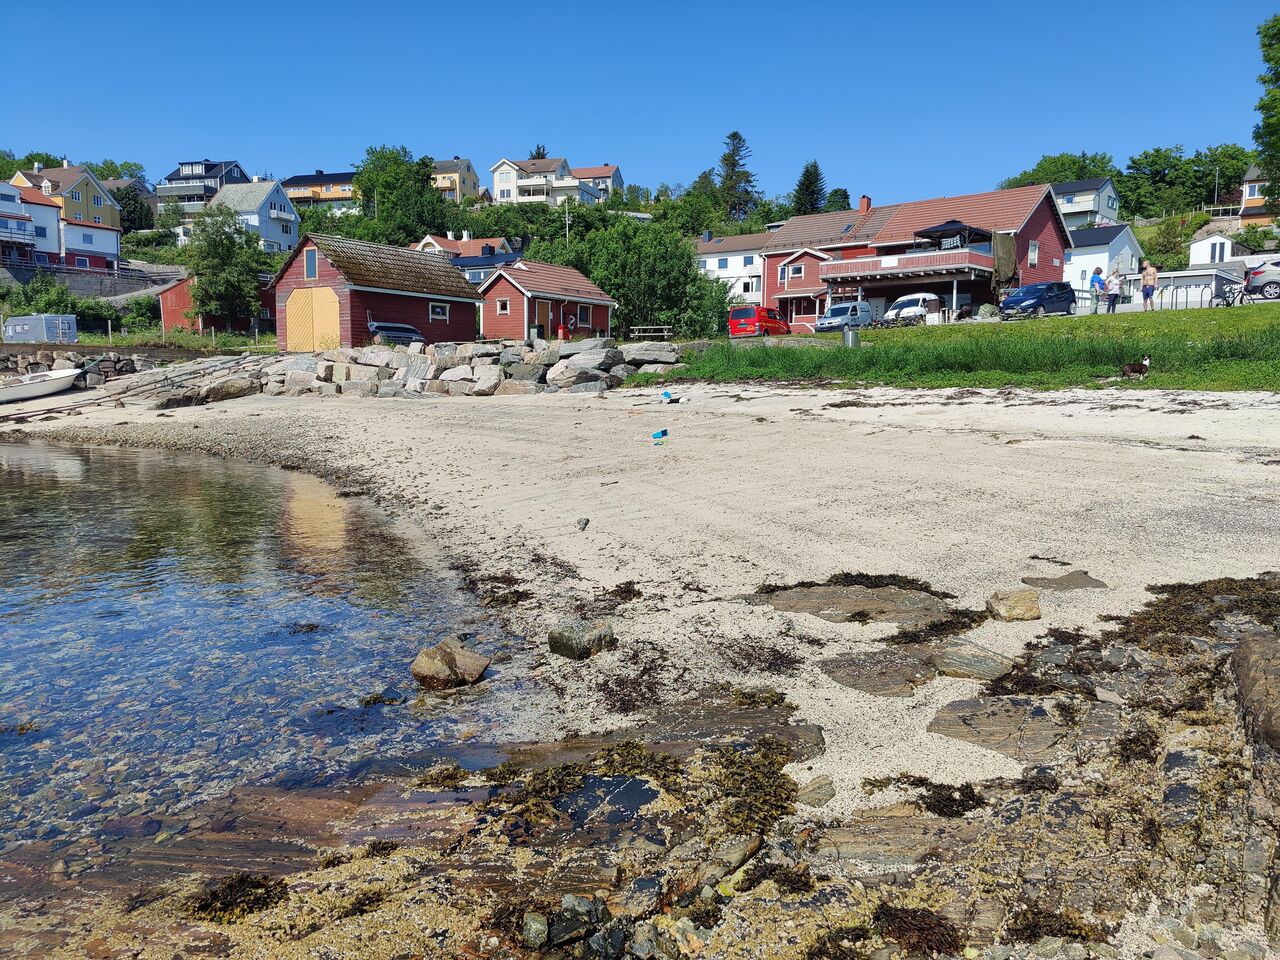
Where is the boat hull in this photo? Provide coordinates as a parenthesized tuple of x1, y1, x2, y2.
(0, 367, 81, 404)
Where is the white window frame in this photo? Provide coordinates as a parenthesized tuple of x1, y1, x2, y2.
(1028, 240, 1039, 268)
(82, 233, 93, 245)
(578, 304, 591, 326)
(429, 302, 450, 322)
(75, 256, 89, 268)
(93, 215, 102, 224)
(496, 298, 510, 315)
(789, 264, 804, 278)
(304, 247, 318, 280)
(1248, 183, 1261, 198)
(70, 190, 82, 202)
(93, 194, 104, 207)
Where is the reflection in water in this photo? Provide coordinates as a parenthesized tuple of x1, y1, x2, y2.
(0, 442, 511, 857)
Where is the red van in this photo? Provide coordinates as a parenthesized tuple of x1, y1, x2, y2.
(727, 305, 790, 338)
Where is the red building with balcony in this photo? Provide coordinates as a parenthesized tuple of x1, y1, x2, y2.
(761, 185, 1071, 330)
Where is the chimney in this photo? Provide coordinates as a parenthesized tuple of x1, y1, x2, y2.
(462, 230, 472, 241)
(446, 230, 455, 241)
(252, 175, 260, 183)
(62, 157, 69, 168)
(453, 155, 460, 160)
(315, 169, 323, 175)
(859, 195, 871, 214)
(702, 229, 712, 242)
(33, 162, 43, 173)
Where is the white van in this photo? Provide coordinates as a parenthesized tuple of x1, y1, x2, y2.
(883, 292, 942, 325)
(815, 301, 874, 332)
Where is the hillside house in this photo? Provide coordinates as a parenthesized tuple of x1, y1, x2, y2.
(272, 234, 482, 351)
(1051, 178, 1121, 229)
(571, 164, 624, 201)
(697, 231, 767, 305)
(209, 180, 300, 253)
(490, 158, 603, 206)
(9, 162, 122, 269)
(432, 158, 481, 200)
(1239, 166, 1274, 228)
(156, 160, 250, 217)
(282, 170, 358, 211)
(762, 185, 1071, 330)
(478, 260, 615, 341)
(1064, 224, 1143, 293)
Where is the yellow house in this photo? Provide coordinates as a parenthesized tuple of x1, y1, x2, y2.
(432, 157, 480, 201)
(281, 169, 358, 210)
(1240, 165, 1275, 228)
(11, 161, 122, 230)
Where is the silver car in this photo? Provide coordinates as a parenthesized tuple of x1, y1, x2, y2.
(1244, 260, 1280, 299)
(815, 301, 874, 332)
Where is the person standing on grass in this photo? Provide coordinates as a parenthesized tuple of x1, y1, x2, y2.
(1089, 266, 1106, 314)
(1141, 260, 1159, 311)
(1105, 269, 1121, 314)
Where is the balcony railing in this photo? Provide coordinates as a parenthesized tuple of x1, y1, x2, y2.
(268, 208, 296, 222)
(156, 182, 217, 198)
(819, 249, 995, 281)
(0, 224, 37, 245)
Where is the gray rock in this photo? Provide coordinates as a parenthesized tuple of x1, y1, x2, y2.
(1094, 685, 1125, 705)
(568, 380, 609, 394)
(316, 360, 336, 382)
(638, 363, 675, 375)
(472, 342, 501, 357)
(796, 775, 836, 807)
(610, 363, 638, 379)
(499, 346, 525, 364)
(546, 359, 601, 388)
(376, 382, 405, 398)
(440, 364, 475, 382)
(522, 913, 548, 948)
(560, 337, 615, 357)
(282, 369, 317, 390)
(1022, 570, 1109, 591)
(204, 376, 262, 403)
(358, 346, 397, 367)
(495, 380, 544, 396)
(931, 640, 1014, 681)
(530, 346, 560, 366)
(316, 382, 339, 396)
(505, 363, 546, 382)
(565, 348, 624, 371)
(408, 341, 425, 355)
(338, 380, 376, 397)
(548, 619, 616, 660)
(345, 363, 385, 382)
(471, 356, 499, 366)
(471, 366, 504, 396)
(621, 342, 679, 365)
(410, 636, 491, 690)
(404, 356, 437, 380)
(52, 358, 78, 370)
(447, 380, 474, 396)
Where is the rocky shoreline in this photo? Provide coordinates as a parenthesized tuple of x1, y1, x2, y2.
(3, 385, 1280, 959)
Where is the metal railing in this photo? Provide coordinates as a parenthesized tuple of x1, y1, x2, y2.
(0, 225, 38, 245)
(819, 249, 995, 280)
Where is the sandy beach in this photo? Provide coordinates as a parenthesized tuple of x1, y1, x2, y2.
(6, 381, 1280, 959)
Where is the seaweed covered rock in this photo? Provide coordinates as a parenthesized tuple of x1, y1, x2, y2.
(548, 619, 617, 660)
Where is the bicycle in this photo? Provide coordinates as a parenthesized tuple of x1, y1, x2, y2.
(1209, 283, 1256, 308)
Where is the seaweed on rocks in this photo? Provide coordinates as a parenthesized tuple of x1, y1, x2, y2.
(872, 903, 963, 955)
(1003, 905, 1107, 944)
(1114, 723, 1160, 764)
(756, 572, 957, 600)
(593, 739, 686, 796)
(416, 763, 468, 790)
(719, 683, 789, 709)
(188, 873, 287, 922)
(738, 860, 815, 895)
(804, 925, 873, 960)
(363, 838, 400, 858)
(483, 759, 523, 786)
(1101, 574, 1280, 654)
(887, 608, 989, 645)
(863, 774, 986, 818)
(712, 735, 797, 835)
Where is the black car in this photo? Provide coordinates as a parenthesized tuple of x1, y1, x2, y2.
(1000, 282, 1076, 317)
(368, 320, 426, 346)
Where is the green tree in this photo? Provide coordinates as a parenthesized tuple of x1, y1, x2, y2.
(156, 199, 184, 231)
(1255, 14, 1280, 212)
(0, 149, 63, 181)
(85, 159, 146, 181)
(111, 185, 153, 233)
(791, 160, 826, 216)
(528, 143, 549, 160)
(717, 131, 759, 220)
(825, 187, 852, 212)
(1236, 222, 1276, 250)
(1117, 146, 1196, 219)
(185, 205, 268, 323)
(1189, 143, 1255, 206)
(351, 144, 445, 246)
(998, 152, 1119, 190)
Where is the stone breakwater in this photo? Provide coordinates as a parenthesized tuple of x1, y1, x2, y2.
(263, 337, 684, 400)
(1, 349, 154, 387)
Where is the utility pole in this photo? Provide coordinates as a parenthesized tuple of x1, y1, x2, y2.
(564, 203, 572, 244)
(1214, 166, 1220, 205)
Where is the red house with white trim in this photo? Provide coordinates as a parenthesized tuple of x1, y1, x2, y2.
(271, 234, 482, 351)
(477, 260, 615, 341)
(761, 185, 1071, 331)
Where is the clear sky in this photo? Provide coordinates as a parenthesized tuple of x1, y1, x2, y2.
(2, 0, 1273, 202)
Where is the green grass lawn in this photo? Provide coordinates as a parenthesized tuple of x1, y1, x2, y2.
(76, 328, 278, 352)
(635, 305, 1280, 391)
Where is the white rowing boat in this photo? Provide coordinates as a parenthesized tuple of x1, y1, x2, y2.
(0, 367, 81, 404)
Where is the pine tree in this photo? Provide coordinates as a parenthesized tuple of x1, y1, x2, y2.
(529, 144, 549, 160)
(1254, 15, 1280, 211)
(717, 131, 758, 220)
(792, 161, 826, 215)
(825, 188, 852, 212)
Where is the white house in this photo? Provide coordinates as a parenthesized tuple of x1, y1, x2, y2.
(1051, 178, 1122, 229)
(0, 183, 62, 266)
(696, 231, 767, 305)
(1187, 231, 1256, 266)
(1064, 224, 1143, 294)
(208, 179, 299, 253)
(571, 164, 624, 201)
(490, 158, 603, 207)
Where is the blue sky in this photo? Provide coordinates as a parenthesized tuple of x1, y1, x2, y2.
(2, 1, 1273, 202)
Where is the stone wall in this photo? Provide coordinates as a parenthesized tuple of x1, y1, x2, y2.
(0, 349, 157, 387)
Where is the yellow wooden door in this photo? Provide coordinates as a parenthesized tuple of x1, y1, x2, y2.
(286, 288, 315, 351)
(312, 288, 340, 350)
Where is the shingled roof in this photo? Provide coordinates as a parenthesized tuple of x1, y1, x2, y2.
(871, 184, 1055, 245)
(760, 208, 889, 254)
(481, 260, 616, 305)
(298, 234, 482, 301)
(697, 232, 771, 256)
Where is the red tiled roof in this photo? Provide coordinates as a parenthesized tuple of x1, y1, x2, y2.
(420, 234, 509, 257)
(516, 158, 567, 174)
(571, 165, 618, 179)
(17, 186, 60, 207)
(871, 184, 1052, 245)
(492, 260, 615, 304)
(62, 218, 122, 231)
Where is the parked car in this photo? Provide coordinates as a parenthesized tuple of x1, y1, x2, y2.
(368, 320, 426, 345)
(1000, 282, 1076, 317)
(882, 293, 942, 325)
(727, 305, 790, 337)
(815, 301, 874, 332)
(1244, 261, 1280, 300)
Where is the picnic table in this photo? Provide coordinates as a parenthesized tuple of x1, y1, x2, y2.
(629, 325, 674, 341)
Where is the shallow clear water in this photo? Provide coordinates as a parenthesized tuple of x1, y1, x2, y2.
(0, 442, 515, 852)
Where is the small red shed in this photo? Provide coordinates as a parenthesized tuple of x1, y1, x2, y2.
(477, 260, 615, 341)
(271, 234, 482, 351)
(157, 274, 274, 334)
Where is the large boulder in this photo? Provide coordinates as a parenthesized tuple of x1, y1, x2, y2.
(405, 356, 438, 380)
(560, 338, 615, 357)
(496, 380, 544, 396)
(346, 364, 385, 382)
(440, 364, 475, 382)
(569, 380, 609, 394)
(931, 640, 1014, 681)
(203, 376, 261, 403)
(638, 363, 675, 375)
(548, 619, 616, 660)
(339, 380, 376, 397)
(499, 346, 525, 365)
(621, 342, 679, 365)
(471, 366, 504, 396)
(505, 363, 545, 382)
(411, 636, 491, 690)
(610, 363, 638, 380)
(565, 348, 623, 371)
(358, 346, 398, 368)
(529, 346, 560, 366)
(986, 588, 1042, 622)
(546, 359, 602, 388)
(472, 343, 501, 358)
